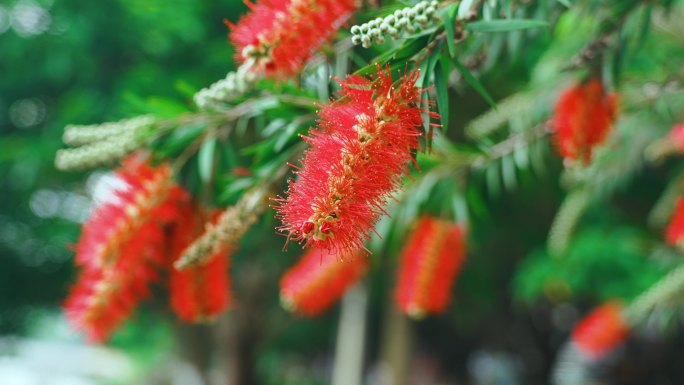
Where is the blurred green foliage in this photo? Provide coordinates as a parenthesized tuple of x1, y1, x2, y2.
(0, 0, 246, 333)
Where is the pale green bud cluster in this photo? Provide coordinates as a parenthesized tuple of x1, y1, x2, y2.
(174, 187, 266, 270)
(63, 115, 154, 146)
(56, 116, 155, 171)
(194, 69, 257, 109)
(350, 0, 439, 48)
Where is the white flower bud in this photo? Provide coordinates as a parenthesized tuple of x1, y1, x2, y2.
(385, 15, 396, 25)
(351, 35, 362, 45)
(351, 25, 361, 35)
(361, 35, 371, 48)
(241, 45, 256, 58)
(374, 35, 385, 44)
(379, 22, 389, 32)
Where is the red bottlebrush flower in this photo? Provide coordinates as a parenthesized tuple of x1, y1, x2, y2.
(668, 123, 684, 152)
(552, 79, 618, 165)
(276, 66, 429, 256)
(666, 197, 684, 247)
(168, 204, 232, 323)
(280, 248, 368, 316)
(395, 217, 466, 318)
(64, 157, 187, 342)
(571, 302, 629, 359)
(229, 0, 359, 79)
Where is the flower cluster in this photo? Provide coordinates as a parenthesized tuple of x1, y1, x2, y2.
(394, 216, 466, 318)
(228, 0, 359, 79)
(351, 0, 439, 48)
(168, 204, 232, 323)
(665, 196, 684, 247)
(552, 79, 617, 165)
(276, 66, 429, 256)
(280, 248, 368, 316)
(174, 188, 266, 270)
(62, 116, 154, 146)
(571, 302, 629, 359)
(64, 155, 237, 341)
(64, 157, 186, 341)
(56, 116, 155, 171)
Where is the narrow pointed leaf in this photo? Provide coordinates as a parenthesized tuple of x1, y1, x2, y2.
(466, 19, 548, 33)
(198, 136, 217, 183)
(434, 59, 450, 132)
(444, 4, 458, 57)
(453, 58, 496, 107)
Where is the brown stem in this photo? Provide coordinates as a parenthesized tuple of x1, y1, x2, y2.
(472, 122, 552, 168)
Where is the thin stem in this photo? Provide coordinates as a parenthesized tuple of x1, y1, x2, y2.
(471, 122, 552, 168)
(624, 263, 684, 325)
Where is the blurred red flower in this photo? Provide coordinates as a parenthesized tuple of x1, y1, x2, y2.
(280, 248, 368, 316)
(229, 0, 359, 79)
(668, 123, 684, 152)
(65, 157, 187, 342)
(552, 79, 617, 165)
(571, 302, 629, 359)
(666, 196, 684, 247)
(168, 204, 232, 323)
(395, 216, 466, 318)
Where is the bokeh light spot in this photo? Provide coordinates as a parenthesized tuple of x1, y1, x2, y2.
(11, 0, 51, 37)
(9, 98, 47, 129)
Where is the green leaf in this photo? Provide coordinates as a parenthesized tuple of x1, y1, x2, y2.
(198, 136, 217, 183)
(501, 155, 518, 191)
(434, 58, 450, 132)
(154, 123, 205, 157)
(355, 37, 427, 75)
(274, 121, 301, 152)
(465, 19, 548, 33)
(452, 58, 496, 107)
(452, 192, 469, 224)
(444, 4, 458, 58)
(403, 26, 439, 40)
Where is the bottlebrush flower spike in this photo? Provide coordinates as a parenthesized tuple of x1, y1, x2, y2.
(65, 247, 162, 342)
(276, 66, 431, 256)
(395, 217, 466, 319)
(280, 248, 368, 316)
(64, 156, 187, 342)
(228, 0, 359, 79)
(552, 79, 618, 165)
(168, 204, 232, 323)
(175, 187, 266, 270)
(571, 302, 629, 359)
(665, 196, 684, 247)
